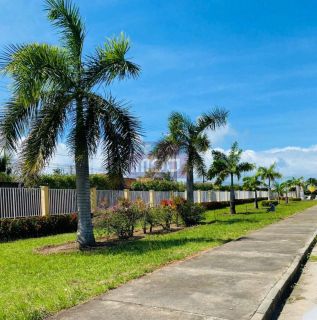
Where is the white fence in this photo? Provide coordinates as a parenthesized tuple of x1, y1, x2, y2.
(0, 188, 41, 218)
(0, 188, 296, 219)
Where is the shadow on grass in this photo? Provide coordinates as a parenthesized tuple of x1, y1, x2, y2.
(85, 236, 234, 256)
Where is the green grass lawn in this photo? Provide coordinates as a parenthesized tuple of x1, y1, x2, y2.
(0, 201, 315, 320)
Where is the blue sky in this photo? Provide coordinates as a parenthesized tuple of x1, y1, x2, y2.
(1, 0, 317, 177)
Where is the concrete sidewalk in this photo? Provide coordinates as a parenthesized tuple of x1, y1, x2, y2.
(52, 206, 317, 320)
(278, 245, 317, 320)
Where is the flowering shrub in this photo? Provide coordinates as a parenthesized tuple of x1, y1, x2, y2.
(173, 196, 205, 226)
(97, 199, 141, 239)
(0, 213, 78, 242)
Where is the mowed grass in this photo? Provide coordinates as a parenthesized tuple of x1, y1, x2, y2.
(0, 201, 316, 320)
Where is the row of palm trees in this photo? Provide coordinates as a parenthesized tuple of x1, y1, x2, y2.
(0, 0, 309, 247)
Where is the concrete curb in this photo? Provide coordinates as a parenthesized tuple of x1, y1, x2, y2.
(250, 229, 317, 320)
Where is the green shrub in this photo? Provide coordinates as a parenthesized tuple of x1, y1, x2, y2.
(101, 200, 140, 239)
(261, 200, 279, 207)
(173, 197, 205, 226)
(201, 198, 267, 210)
(130, 180, 186, 191)
(27, 173, 117, 189)
(290, 197, 302, 201)
(0, 214, 77, 242)
(146, 206, 175, 231)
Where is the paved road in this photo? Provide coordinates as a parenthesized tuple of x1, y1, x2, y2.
(51, 206, 317, 320)
(279, 245, 317, 320)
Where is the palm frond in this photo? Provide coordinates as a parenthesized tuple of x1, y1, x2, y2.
(86, 93, 143, 175)
(21, 93, 72, 175)
(192, 151, 207, 178)
(150, 137, 180, 170)
(45, 0, 85, 61)
(0, 98, 39, 151)
(196, 107, 228, 133)
(85, 33, 140, 87)
(0, 43, 72, 105)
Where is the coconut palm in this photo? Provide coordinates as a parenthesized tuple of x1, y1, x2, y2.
(0, 0, 143, 248)
(208, 142, 254, 214)
(150, 109, 228, 202)
(290, 177, 305, 198)
(281, 180, 293, 204)
(258, 163, 282, 200)
(273, 181, 285, 203)
(242, 174, 262, 209)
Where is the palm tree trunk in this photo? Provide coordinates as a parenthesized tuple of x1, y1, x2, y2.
(230, 173, 236, 214)
(75, 98, 95, 248)
(186, 166, 194, 202)
(254, 189, 258, 209)
(75, 150, 96, 248)
(268, 178, 271, 200)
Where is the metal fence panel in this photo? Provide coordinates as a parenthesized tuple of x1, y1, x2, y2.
(49, 189, 77, 215)
(97, 190, 124, 209)
(0, 188, 41, 218)
(130, 191, 150, 204)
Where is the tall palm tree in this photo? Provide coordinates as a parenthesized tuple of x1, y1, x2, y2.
(258, 163, 282, 200)
(290, 177, 305, 198)
(242, 174, 262, 209)
(208, 142, 254, 214)
(0, 0, 143, 248)
(150, 109, 228, 202)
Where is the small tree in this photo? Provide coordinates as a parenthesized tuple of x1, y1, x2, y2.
(258, 163, 282, 200)
(208, 142, 254, 214)
(273, 181, 285, 203)
(242, 174, 262, 209)
(150, 109, 228, 202)
(281, 180, 293, 204)
(290, 177, 305, 198)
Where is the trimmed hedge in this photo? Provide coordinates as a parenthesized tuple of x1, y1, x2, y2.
(0, 214, 77, 242)
(201, 198, 267, 210)
(262, 200, 279, 207)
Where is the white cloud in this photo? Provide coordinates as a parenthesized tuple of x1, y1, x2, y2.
(203, 145, 317, 180)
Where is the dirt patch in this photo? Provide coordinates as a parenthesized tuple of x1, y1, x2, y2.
(35, 226, 184, 255)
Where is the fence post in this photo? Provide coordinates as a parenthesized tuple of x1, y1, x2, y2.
(197, 190, 202, 203)
(149, 190, 155, 207)
(90, 187, 97, 213)
(123, 189, 130, 201)
(208, 190, 212, 202)
(40, 186, 49, 217)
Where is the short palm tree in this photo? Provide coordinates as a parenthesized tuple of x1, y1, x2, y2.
(258, 163, 282, 200)
(290, 177, 305, 198)
(273, 181, 285, 203)
(208, 142, 254, 214)
(242, 174, 262, 209)
(281, 180, 293, 204)
(150, 109, 228, 202)
(0, 0, 143, 248)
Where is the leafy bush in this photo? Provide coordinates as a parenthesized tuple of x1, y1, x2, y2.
(130, 180, 186, 191)
(173, 197, 205, 226)
(26, 173, 119, 189)
(290, 197, 302, 201)
(201, 198, 267, 210)
(100, 199, 140, 239)
(261, 200, 279, 207)
(0, 214, 77, 242)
